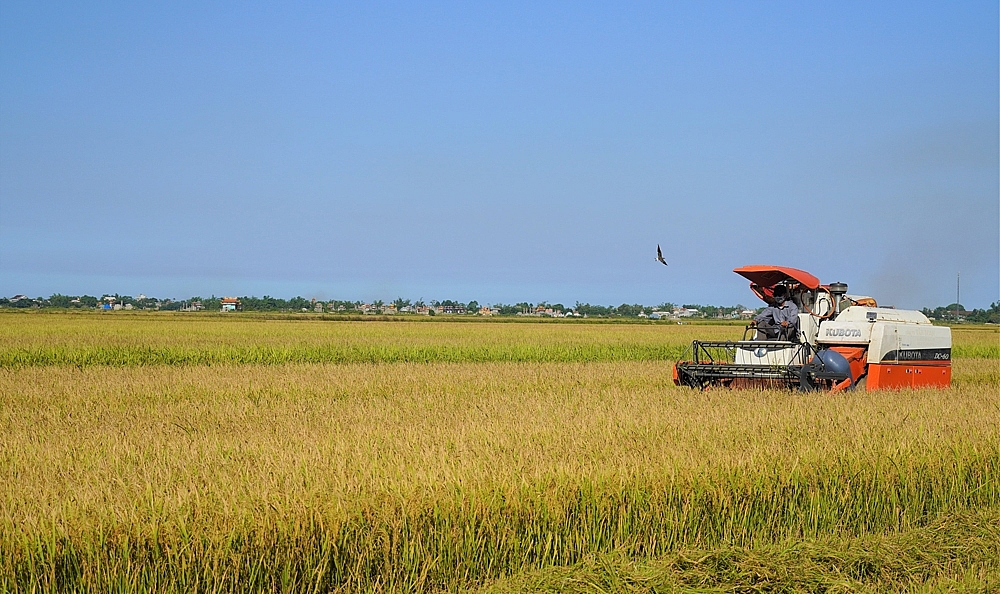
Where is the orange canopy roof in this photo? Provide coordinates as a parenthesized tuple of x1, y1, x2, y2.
(733, 265, 820, 290)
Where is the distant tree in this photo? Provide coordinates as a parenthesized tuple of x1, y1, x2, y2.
(467, 300, 479, 313)
(574, 302, 610, 317)
(611, 303, 646, 317)
(494, 303, 518, 315)
(201, 297, 221, 311)
(288, 296, 311, 311)
(925, 301, 998, 323)
(969, 301, 1000, 324)
(48, 294, 73, 308)
(240, 295, 282, 311)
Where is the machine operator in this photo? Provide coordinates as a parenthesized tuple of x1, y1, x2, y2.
(754, 285, 799, 341)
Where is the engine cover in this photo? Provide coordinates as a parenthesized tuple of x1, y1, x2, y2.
(868, 323, 951, 364)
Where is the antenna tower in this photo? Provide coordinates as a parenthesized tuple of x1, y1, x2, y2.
(955, 272, 960, 322)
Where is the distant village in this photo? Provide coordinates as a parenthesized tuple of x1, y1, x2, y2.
(2, 293, 997, 323)
(0, 293, 761, 320)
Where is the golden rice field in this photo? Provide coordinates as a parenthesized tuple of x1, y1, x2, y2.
(1, 311, 998, 592)
(2, 311, 994, 366)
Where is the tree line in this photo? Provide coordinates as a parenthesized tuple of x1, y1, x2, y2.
(921, 302, 1000, 324)
(4, 293, 997, 323)
(1, 294, 753, 318)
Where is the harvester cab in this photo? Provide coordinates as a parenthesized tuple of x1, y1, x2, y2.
(673, 266, 951, 391)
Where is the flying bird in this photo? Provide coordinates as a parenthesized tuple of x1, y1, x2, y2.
(656, 244, 668, 266)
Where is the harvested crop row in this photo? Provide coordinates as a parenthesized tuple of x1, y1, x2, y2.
(480, 507, 1000, 592)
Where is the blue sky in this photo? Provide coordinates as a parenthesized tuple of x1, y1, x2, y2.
(2, 2, 997, 308)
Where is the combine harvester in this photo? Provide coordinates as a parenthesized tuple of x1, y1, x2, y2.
(674, 266, 951, 391)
